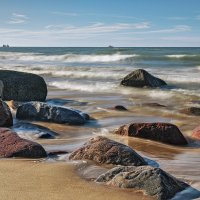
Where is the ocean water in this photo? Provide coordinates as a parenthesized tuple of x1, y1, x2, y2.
(1, 47, 200, 199)
(0, 47, 200, 97)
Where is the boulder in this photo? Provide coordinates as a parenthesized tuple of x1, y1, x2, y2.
(114, 123, 188, 145)
(120, 69, 167, 88)
(0, 128, 47, 158)
(16, 102, 88, 125)
(0, 70, 47, 101)
(69, 136, 147, 166)
(192, 126, 200, 140)
(96, 165, 188, 200)
(0, 100, 13, 127)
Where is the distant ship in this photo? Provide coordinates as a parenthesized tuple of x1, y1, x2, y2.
(2, 44, 10, 48)
(108, 45, 114, 48)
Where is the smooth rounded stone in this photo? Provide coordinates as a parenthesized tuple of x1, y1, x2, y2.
(16, 102, 88, 125)
(0, 128, 47, 158)
(120, 69, 167, 88)
(69, 136, 147, 166)
(114, 123, 188, 145)
(113, 105, 128, 111)
(0, 70, 47, 101)
(96, 166, 188, 200)
(192, 126, 200, 140)
(0, 100, 13, 127)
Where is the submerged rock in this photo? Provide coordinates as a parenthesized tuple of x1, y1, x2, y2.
(114, 123, 188, 145)
(12, 122, 57, 139)
(0, 70, 47, 101)
(192, 126, 200, 140)
(69, 136, 147, 166)
(0, 100, 13, 127)
(16, 102, 88, 125)
(120, 69, 167, 88)
(182, 107, 200, 116)
(96, 165, 188, 200)
(0, 128, 47, 158)
(113, 105, 128, 111)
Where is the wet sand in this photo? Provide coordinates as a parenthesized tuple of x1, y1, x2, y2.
(0, 160, 151, 200)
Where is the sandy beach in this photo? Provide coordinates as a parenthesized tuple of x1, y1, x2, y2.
(0, 160, 152, 200)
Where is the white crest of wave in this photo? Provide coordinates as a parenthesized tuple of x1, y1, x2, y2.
(165, 54, 197, 58)
(49, 80, 117, 92)
(0, 52, 138, 63)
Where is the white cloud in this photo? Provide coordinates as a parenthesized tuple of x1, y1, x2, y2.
(8, 13, 28, 24)
(44, 22, 150, 34)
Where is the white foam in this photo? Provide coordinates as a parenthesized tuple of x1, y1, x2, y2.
(0, 51, 138, 63)
(165, 54, 197, 58)
(49, 80, 117, 92)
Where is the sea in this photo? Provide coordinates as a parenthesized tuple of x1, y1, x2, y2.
(0, 47, 200, 199)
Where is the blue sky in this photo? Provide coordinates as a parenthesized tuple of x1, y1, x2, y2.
(0, 0, 200, 47)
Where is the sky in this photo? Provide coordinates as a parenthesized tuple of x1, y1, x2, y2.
(0, 0, 200, 47)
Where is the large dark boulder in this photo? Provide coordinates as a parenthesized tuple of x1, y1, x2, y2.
(96, 166, 188, 200)
(0, 100, 13, 127)
(114, 123, 188, 145)
(69, 136, 147, 166)
(120, 69, 167, 88)
(16, 102, 88, 125)
(0, 70, 47, 101)
(0, 128, 47, 158)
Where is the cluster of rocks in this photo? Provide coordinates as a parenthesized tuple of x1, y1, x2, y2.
(0, 70, 90, 159)
(69, 136, 189, 200)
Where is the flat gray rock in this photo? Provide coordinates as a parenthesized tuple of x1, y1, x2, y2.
(96, 165, 188, 200)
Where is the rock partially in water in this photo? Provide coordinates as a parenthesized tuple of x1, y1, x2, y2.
(0, 100, 13, 127)
(96, 165, 188, 200)
(141, 102, 166, 108)
(0, 70, 47, 101)
(69, 136, 147, 166)
(0, 128, 47, 158)
(113, 105, 128, 111)
(12, 122, 58, 139)
(16, 102, 88, 125)
(114, 123, 188, 145)
(182, 107, 200, 116)
(192, 126, 200, 140)
(120, 69, 167, 88)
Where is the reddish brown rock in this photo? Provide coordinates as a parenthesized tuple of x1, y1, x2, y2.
(0, 128, 47, 158)
(69, 136, 147, 166)
(0, 100, 13, 127)
(192, 126, 200, 140)
(114, 123, 188, 145)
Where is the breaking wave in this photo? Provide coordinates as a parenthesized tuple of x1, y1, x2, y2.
(0, 52, 138, 63)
